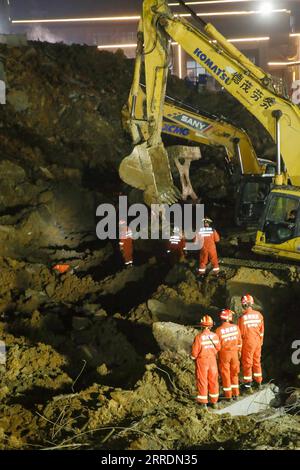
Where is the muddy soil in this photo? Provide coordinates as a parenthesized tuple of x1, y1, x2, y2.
(0, 42, 299, 450)
(0, 258, 299, 450)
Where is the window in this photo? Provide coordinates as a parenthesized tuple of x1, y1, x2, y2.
(264, 195, 300, 244)
(186, 60, 207, 84)
(243, 181, 270, 204)
(266, 196, 298, 223)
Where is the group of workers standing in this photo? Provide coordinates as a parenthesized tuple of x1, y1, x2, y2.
(119, 217, 220, 277)
(118, 218, 264, 409)
(191, 294, 264, 409)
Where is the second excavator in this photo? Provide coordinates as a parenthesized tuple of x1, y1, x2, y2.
(123, 84, 275, 225)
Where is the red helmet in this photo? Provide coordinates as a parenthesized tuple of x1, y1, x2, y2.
(219, 309, 234, 322)
(200, 315, 214, 328)
(241, 294, 254, 306)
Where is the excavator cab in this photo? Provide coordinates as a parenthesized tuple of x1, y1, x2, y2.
(234, 160, 276, 226)
(253, 188, 300, 261)
(235, 175, 273, 227)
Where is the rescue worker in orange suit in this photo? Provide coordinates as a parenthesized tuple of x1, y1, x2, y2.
(196, 218, 220, 277)
(238, 294, 264, 392)
(215, 309, 242, 401)
(119, 220, 133, 267)
(191, 315, 221, 409)
(166, 226, 186, 262)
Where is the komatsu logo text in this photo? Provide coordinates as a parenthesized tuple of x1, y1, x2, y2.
(193, 48, 231, 85)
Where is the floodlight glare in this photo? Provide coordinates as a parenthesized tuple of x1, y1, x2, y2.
(259, 2, 273, 15)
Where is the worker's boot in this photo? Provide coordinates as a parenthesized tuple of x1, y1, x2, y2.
(241, 383, 253, 395)
(219, 396, 232, 404)
(197, 272, 206, 283)
(210, 402, 219, 410)
(253, 382, 262, 391)
(197, 403, 208, 410)
(232, 395, 239, 401)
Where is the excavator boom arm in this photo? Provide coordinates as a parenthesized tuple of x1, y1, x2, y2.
(162, 101, 262, 174)
(121, 0, 300, 205)
(124, 83, 262, 175)
(146, 0, 300, 184)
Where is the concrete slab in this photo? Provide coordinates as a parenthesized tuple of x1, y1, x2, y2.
(153, 321, 198, 354)
(215, 385, 277, 416)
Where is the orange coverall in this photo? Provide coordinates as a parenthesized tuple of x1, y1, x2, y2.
(119, 226, 133, 266)
(166, 233, 186, 260)
(215, 322, 242, 398)
(191, 329, 221, 404)
(238, 307, 264, 385)
(197, 227, 220, 274)
(53, 264, 70, 274)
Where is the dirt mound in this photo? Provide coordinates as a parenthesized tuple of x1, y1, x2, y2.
(0, 42, 134, 262)
(1, 349, 299, 450)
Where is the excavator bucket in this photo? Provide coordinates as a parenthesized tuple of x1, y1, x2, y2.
(119, 142, 181, 205)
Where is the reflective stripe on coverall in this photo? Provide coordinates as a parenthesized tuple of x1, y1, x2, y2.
(238, 307, 264, 384)
(215, 322, 242, 398)
(119, 227, 133, 265)
(166, 234, 186, 259)
(191, 329, 221, 404)
(197, 227, 220, 274)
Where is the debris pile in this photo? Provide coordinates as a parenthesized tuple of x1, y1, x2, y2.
(0, 42, 298, 450)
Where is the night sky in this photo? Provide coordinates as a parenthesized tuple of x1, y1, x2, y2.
(10, 0, 144, 18)
(1, 1, 299, 44)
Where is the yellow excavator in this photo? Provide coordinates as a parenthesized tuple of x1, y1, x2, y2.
(123, 85, 275, 225)
(120, 0, 300, 261)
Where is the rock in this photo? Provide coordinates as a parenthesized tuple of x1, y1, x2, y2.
(72, 316, 92, 331)
(227, 267, 282, 315)
(94, 309, 107, 319)
(165, 264, 187, 285)
(97, 363, 109, 376)
(7, 90, 30, 111)
(38, 191, 53, 204)
(72, 330, 94, 345)
(285, 390, 300, 406)
(99, 264, 148, 295)
(145, 353, 156, 361)
(45, 283, 56, 298)
(82, 303, 101, 316)
(152, 322, 198, 354)
(147, 298, 196, 323)
(39, 168, 55, 180)
(77, 344, 99, 366)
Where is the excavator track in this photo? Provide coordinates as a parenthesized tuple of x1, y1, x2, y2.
(219, 257, 300, 272)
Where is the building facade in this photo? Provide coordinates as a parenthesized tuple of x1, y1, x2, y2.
(7, 1, 300, 92)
